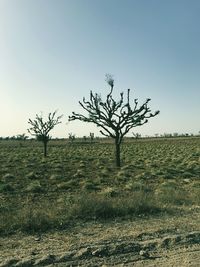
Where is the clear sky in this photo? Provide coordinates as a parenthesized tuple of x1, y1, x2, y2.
(1, 0, 200, 138)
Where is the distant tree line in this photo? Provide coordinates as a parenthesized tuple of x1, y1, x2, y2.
(1, 131, 199, 141)
(0, 134, 28, 141)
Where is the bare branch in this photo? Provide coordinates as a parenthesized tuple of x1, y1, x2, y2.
(69, 74, 160, 166)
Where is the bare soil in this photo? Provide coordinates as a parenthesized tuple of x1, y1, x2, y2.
(1, 208, 200, 266)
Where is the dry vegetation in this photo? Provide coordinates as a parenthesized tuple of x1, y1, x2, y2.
(0, 137, 200, 266)
(0, 137, 200, 235)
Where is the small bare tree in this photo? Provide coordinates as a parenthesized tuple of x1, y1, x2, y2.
(68, 133, 76, 143)
(28, 111, 63, 157)
(132, 132, 141, 140)
(90, 132, 95, 142)
(16, 133, 28, 141)
(69, 75, 159, 167)
(83, 135, 87, 142)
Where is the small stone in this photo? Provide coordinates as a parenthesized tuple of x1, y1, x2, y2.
(92, 248, 102, 256)
(92, 246, 109, 257)
(139, 250, 150, 258)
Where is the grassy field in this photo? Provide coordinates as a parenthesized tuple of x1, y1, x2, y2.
(1, 137, 200, 235)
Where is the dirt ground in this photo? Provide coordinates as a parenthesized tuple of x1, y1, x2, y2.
(1, 208, 200, 266)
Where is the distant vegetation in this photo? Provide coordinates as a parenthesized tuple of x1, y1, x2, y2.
(1, 132, 199, 141)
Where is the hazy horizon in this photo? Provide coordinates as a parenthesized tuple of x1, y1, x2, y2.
(1, 0, 200, 138)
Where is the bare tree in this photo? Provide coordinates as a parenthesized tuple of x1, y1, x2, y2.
(28, 111, 63, 157)
(16, 133, 28, 141)
(90, 132, 95, 142)
(69, 75, 159, 167)
(83, 135, 87, 142)
(132, 132, 141, 140)
(68, 133, 76, 143)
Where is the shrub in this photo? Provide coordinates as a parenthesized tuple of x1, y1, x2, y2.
(26, 181, 45, 193)
(156, 182, 190, 206)
(18, 208, 54, 233)
(26, 172, 38, 180)
(68, 192, 161, 220)
(0, 183, 14, 192)
(2, 173, 15, 181)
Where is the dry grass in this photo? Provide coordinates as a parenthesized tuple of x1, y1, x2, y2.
(0, 138, 200, 235)
(1, 186, 200, 235)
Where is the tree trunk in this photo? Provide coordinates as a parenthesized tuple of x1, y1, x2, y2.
(115, 139, 121, 167)
(43, 141, 48, 157)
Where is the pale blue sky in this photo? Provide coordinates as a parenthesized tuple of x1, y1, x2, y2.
(0, 0, 200, 138)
